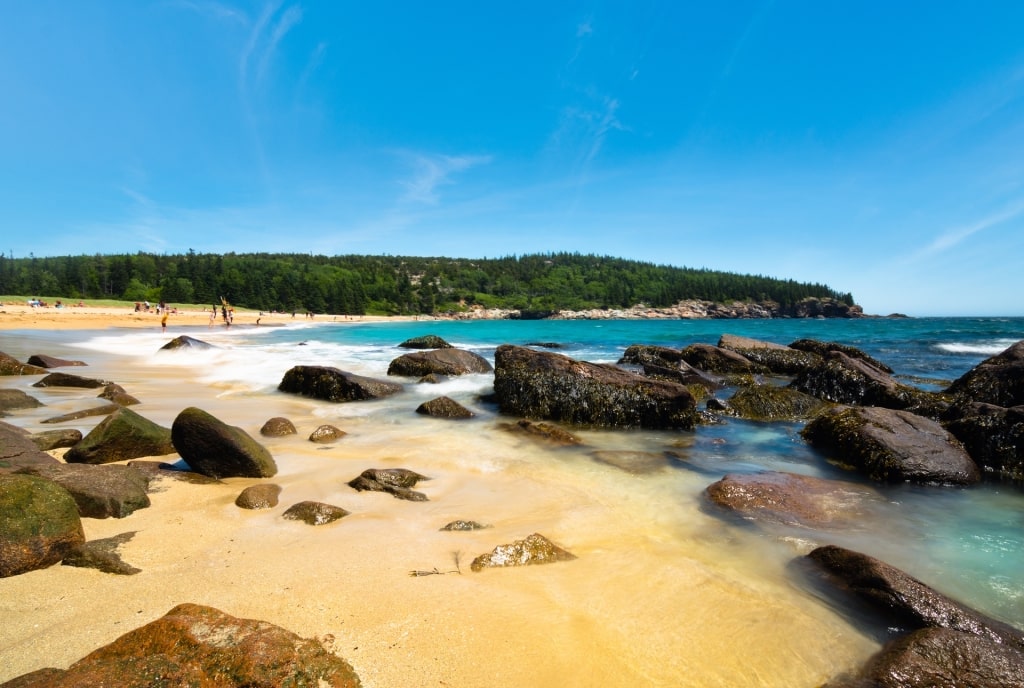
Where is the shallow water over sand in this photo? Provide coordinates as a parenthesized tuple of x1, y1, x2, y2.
(2, 320, 1022, 686)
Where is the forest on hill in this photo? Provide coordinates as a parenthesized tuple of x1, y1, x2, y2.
(0, 251, 855, 316)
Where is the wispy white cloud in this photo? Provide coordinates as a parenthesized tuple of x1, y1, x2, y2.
(169, 0, 248, 26)
(922, 200, 1024, 255)
(399, 153, 492, 204)
(256, 4, 303, 83)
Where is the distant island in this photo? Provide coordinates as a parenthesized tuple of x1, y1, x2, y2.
(0, 251, 860, 318)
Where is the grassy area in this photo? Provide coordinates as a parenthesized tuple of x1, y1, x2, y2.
(0, 296, 259, 313)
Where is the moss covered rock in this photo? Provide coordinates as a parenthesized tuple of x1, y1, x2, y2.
(64, 407, 175, 465)
(0, 474, 85, 577)
(278, 365, 403, 402)
(171, 407, 277, 479)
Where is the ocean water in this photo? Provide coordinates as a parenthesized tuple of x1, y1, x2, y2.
(2, 316, 1023, 686)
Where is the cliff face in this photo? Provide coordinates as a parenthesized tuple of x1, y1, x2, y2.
(550, 298, 865, 320)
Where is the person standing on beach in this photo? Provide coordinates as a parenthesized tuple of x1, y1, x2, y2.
(161, 310, 169, 332)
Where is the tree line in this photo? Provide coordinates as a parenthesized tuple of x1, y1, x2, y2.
(0, 251, 855, 316)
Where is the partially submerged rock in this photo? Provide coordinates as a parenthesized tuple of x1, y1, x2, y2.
(279, 365, 403, 402)
(159, 335, 215, 351)
(0, 474, 85, 577)
(470, 532, 577, 572)
(235, 484, 282, 509)
(260, 416, 297, 436)
(705, 471, 883, 529)
(719, 334, 823, 375)
(309, 424, 346, 443)
(415, 396, 475, 419)
(946, 339, 1024, 408)
(41, 403, 121, 424)
(590, 450, 674, 474)
(398, 334, 453, 349)
(347, 468, 430, 501)
(943, 403, 1024, 482)
(802, 406, 980, 485)
(1, 602, 362, 686)
(0, 388, 43, 415)
(493, 344, 698, 430)
(26, 353, 87, 368)
(440, 520, 491, 531)
(64, 407, 175, 465)
(679, 343, 767, 375)
(789, 338, 893, 373)
(283, 501, 350, 525)
(97, 383, 141, 406)
(387, 348, 493, 377)
(725, 384, 827, 421)
(498, 419, 582, 446)
(171, 407, 277, 479)
(0, 351, 48, 376)
(32, 372, 110, 389)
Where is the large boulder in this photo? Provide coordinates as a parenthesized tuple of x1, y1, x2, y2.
(26, 353, 87, 368)
(679, 343, 766, 374)
(32, 372, 110, 389)
(0, 420, 60, 474)
(0, 474, 85, 577)
(470, 533, 577, 572)
(278, 366, 403, 402)
(387, 348, 493, 377)
(834, 627, 1024, 688)
(802, 406, 979, 485)
(0, 351, 48, 376)
(705, 472, 883, 529)
(806, 545, 1024, 651)
(943, 403, 1024, 482)
(946, 340, 1024, 407)
(792, 352, 946, 417)
(493, 344, 698, 430)
(64, 407, 175, 465)
(14, 463, 151, 519)
(0, 603, 362, 686)
(788, 338, 893, 373)
(619, 346, 724, 389)
(398, 334, 452, 349)
(0, 388, 43, 415)
(171, 407, 277, 479)
(718, 334, 822, 375)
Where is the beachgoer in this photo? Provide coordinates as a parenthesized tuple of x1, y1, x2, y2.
(161, 311, 169, 332)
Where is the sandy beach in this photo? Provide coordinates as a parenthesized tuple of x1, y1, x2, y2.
(0, 311, 879, 687)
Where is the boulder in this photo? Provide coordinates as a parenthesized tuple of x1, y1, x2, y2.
(282, 501, 350, 525)
(0, 350, 48, 376)
(64, 407, 176, 465)
(0, 388, 43, 415)
(678, 343, 767, 374)
(235, 484, 282, 509)
(171, 407, 277, 479)
(41, 403, 121, 424)
(415, 396, 475, 419)
(159, 335, 216, 351)
(0, 420, 60, 474)
(0, 474, 85, 577)
(725, 384, 828, 421)
(718, 334, 823, 375)
(62, 532, 141, 575)
(705, 472, 883, 529)
(493, 344, 698, 430)
(792, 352, 946, 417)
(398, 334, 453, 349)
(14, 463, 151, 519)
(347, 468, 430, 501)
(32, 372, 110, 389)
(309, 424, 346, 443)
(0, 603, 362, 686)
(259, 416, 297, 436)
(946, 340, 1024, 407)
(802, 406, 979, 485)
(618, 345, 686, 366)
(470, 533, 577, 572)
(943, 403, 1024, 482)
(278, 365, 403, 402)
(498, 419, 583, 446)
(387, 348, 493, 377)
(30, 428, 83, 450)
(827, 627, 1024, 688)
(806, 545, 1024, 650)
(788, 338, 893, 373)
(26, 354, 87, 368)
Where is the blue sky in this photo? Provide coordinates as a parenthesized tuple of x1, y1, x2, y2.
(2, 2, 1023, 316)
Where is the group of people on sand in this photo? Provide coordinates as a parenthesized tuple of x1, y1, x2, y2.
(208, 304, 234, 328)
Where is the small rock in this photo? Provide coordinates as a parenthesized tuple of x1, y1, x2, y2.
(308, 424, 346, 443)
(347, 468, 430, 501)
(471, 533, 577, 572)
(235, 484, 283, 509)
(260, 417, 297, 436)
(415, 396, 475, 419)
(440, 520, 492, 531)
(282, 501, 350, 525)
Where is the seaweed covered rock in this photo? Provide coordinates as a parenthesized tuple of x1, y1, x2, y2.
(705, 471, 883, 529)
(946, 339, 1024, 408)
(788, 338, 893, 373)
(171, 407, 277, 479)
(64, 407, 175, 465)
(2, 602, 363, 686)
(415, 396, 475, 419)
(806, 545, 1024, 650)
(0, 474, 85, 577)
(387, 348, 492, 377)
(620, 345, 724, 389)
(802, 406, 979, 485)
(498, 419, 582, 445)
(792, 352, 946, 417)
(347, 468, 430, 501)
(718, 334, 823, 375)
(470, 532, 576, 572)
(493, 344, 698, 430)
(279, 365, 403, 402)
(679, 343, 766, 375)
(398, 334, 453, 349)
(725, 384, 827, 421)
(618, 345, 685, 366)
(943, 403, 1024, 482)
(15, 463, 151, 519)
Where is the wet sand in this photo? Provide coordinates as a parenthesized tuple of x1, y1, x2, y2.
(0, 322, 880, 687)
